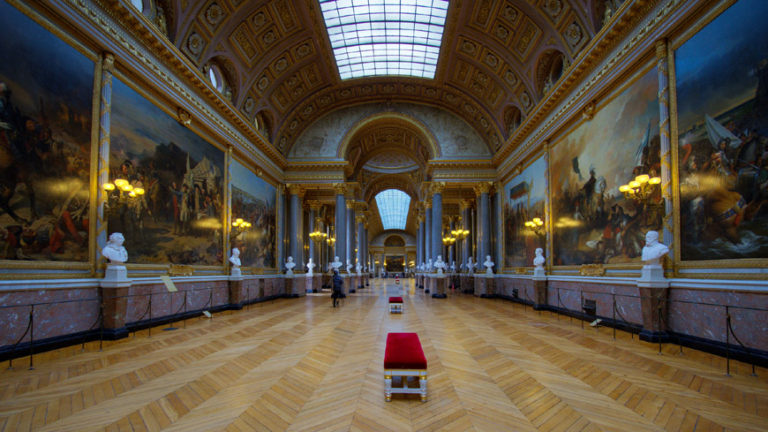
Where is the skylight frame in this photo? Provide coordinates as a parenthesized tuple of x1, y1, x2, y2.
(375, 189, 411, 230)
(319, 0, 449, 80)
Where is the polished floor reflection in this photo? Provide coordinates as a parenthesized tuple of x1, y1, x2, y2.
(0, 278, 766, 431)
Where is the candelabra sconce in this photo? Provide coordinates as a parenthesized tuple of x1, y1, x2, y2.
(326, 236, 336, 247)
(309, 229, 327, 243)
(619, 174, 661, 202)
(231, 217, 252, 237)
(103, 178, 145, 198)
(524, 217, 545, 237)
(441, 235, 456, 246)
(451, 228, 470, 240)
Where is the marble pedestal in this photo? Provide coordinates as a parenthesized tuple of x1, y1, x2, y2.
(430, 275, 447, 298)
(357, 273, 364, 289)
(100, 265, 131, 339)
(532, 275, 548, 310)
(474, 275, 495, 298)
(305, 275, 321, 293)
(343, 274, 355, 294)
(460, 275, 474, 294)
(638, 266, 670, 342)
(228, 274, 244, 309)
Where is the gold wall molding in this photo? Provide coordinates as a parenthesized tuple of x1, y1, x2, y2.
(168, 265, 194, 276)
(579, 264, 606, 277)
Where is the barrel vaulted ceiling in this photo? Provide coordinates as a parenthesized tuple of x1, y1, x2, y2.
(167, 0, 605, 158)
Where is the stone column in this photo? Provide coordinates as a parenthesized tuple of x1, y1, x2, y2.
(448, 216, 455, 266)
(416, 211, 423, 268)
(424, 197, 432, 268)
(307, 200, 322, 269)
(346, 201, 356, 268)
(656, 39, 674, 251)
(287, 184, 303, 268)
(460, 200, 472, 271)
(356, 213, 365, 288)
(333, 183, 347, 270)
(96, 52, 115, 262)
(276, 184, 285, 271)
(475, 182, 492, 265)
(431, 182, 444, 263)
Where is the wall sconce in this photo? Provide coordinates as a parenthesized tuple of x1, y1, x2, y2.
(441, 235, 456, 246)
(231, 217, 252, 236)
(326, 236, 336, 246)
(525, 217, 545, 237)
(102, 179, 144, 198)
(619, 174, 661, 202)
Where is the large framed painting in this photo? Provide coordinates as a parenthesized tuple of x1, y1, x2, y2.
(503, 155, 547, 268)
(109, 79, 224, 265)
(550, 67, 660, 266)
(230, 159, 276, 269)
(0, 2, 94, 262)
(675, 0, 768, 261)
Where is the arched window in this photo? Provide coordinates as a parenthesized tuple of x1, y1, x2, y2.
(206, 64, 224, 92)
(130, 0, 144, 12)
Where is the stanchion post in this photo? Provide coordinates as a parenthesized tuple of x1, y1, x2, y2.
(725, 305, 731, 377)
(28, 304, 35, 370)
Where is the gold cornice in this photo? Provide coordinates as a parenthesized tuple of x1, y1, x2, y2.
(61, 0, 287, 171)
(332, 183, 347, 195)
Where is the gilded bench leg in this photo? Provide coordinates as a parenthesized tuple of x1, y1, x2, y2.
(385, 374, 392, 402)
(420, 374, 427, 402)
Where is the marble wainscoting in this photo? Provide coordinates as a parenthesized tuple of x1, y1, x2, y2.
(668, 282, 768, 352)
(495, 276, 535, 304)
(0, 281, 100, 348)
(125, 279, 230, 324)
(546, 278, 643, 326)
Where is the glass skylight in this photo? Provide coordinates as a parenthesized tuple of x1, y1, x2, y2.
(319, 0, 448, 80)
(375, 189, 411, 230)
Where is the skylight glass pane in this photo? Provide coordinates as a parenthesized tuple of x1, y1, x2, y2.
(319, 0, 448, 79)
(375, 189, 411, 230)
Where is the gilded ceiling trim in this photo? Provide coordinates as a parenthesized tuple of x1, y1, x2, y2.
(495, 0, 679, 169)
(336, 112, 440, 160)
(62, 0, 286, 172)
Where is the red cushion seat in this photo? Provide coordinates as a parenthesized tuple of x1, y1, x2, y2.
(384, 333, 427, 369)
(389, 296, 403, 303)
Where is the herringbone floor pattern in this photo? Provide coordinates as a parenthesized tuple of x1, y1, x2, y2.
(0, 279, 766, 431)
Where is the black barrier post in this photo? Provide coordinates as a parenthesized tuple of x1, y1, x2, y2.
(28, 304, 35, 370)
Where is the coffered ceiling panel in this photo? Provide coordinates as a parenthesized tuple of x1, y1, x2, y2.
(169, 0, 598, 158)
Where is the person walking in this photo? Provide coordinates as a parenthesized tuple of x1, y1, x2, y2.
(332, 269, 343, 307)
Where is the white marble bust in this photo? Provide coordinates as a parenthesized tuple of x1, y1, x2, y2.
(533, 248, 545, 269)
(427, 258, 433, 272)
(285, 256, 296, 275)
(331, 256, 342, 271)
(642, 230, 669, 266)
(228, 247, 241, 268)
(355, 262, 362, 274)
(467, 257, 476, 274)
(102, 232, 128, 264)
(450, 261, 456, 273)
(433, 255, 447, 275)
(483, 255, 495, 274)
(306, 257, 315, 276)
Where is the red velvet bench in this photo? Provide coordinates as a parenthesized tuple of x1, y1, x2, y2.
(384, 332, 427, 402)
(388, 296, 403, 313)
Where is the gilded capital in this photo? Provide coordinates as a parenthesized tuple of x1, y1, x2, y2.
(286, 184, 303, 196)
(103, 52, 115, 72)
(346, 201, 355, 209)
(459, 199, 473, 211)
(473, 181, 493, 196)
(424, 197, 432, 209)
(332, 182, 346, 195)
(430, 181, 446, 195)
(355, 214, 365, 224)
(655, 39, 668, 60)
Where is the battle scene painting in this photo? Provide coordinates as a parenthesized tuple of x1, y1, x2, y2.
(230, 160, 276, 269)
(0, 2, 93, 261)
(676, 0, 768, 261)
(503, 155, 547, 268)
(550, 68, 660, 266)
(109, 79, 224, 265)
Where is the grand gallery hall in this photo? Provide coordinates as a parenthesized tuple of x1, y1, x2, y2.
(0, 0, 767, 430)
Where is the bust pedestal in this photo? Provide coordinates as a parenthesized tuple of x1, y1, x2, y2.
(532, 272, 548, 310)
(637, 265, 670, 343)
(100, 264, 131, 340)
(430, 273, 447, 298)
(474, 274, 495, 298)
(228, 271, 244, 309)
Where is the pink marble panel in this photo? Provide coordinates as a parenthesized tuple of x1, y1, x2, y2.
(668, 289, 768, 351)
(0, 288, 99, 346)
(547, 281, 643, 324)
(495, 278, 534, 302)
(126, 281, 229, 324)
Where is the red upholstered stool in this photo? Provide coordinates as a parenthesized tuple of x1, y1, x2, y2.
(388, 296, 403, 313)
(384, 332, 427, 402)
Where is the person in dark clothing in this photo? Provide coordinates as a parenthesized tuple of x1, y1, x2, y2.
(332, 270, 343, 307)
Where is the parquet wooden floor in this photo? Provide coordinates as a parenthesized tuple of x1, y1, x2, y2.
(1, 279, 767, 431)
